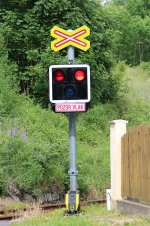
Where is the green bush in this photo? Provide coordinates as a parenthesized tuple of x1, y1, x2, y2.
(140, 62, 150, 75)
(123, 100, 150, 127)
(0, 28, 112, 198)
(0, 104, 70, 196)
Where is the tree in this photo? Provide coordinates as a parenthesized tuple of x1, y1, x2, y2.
(112, 0, 150, 18)
(0, 0, 122, 106)
(104, 1, 150, 65)
(0, 25, 19, 116)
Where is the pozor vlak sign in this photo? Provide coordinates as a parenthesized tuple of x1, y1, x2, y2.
(49, 64, 91, 112)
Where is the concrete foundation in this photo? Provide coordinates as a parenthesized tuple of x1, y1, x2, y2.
(117, 199, 150, 217)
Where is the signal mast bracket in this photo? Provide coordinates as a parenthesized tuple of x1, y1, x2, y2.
(68, 170, 78, 176)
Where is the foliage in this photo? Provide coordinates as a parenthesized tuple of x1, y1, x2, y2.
(121, 66, 150, 127)
(0, 100, 69, 196)
(0, 0, 150, 202)
(0, 24, 113, 199)
(140, 62, 150, 75)
(0, 0, 149, 106)
(104, 3, 150, 65)
(0, 31, 115, 197)
(0, 0, 122, 106)
(1, 34, 149, 199)
(0, 102, 119, 198)
(123, 100, 150, 127)
(0, 27, 19, 117)
(112, 0, 150, 17)
(0, 198, 29, 213)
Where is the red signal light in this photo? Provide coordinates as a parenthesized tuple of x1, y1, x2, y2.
(74, 70, 85, 81)
(54, 70, 65, 81)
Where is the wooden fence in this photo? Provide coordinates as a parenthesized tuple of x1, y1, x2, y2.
(121, 125, 150, 203)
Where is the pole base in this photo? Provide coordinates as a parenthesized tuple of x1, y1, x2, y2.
(65, 191, 80, 214)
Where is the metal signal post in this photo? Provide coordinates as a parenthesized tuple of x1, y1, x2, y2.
(67, 45, 77, 191)
(65, 44, 80, 214)
(50, 25, 90, 214)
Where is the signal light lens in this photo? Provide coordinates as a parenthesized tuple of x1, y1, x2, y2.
(75, 70, 85, 81)
(54, 70, 65, 81)
(64, 86, 75, 98)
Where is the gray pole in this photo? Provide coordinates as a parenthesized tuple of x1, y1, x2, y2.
(67, 45, 77, 191)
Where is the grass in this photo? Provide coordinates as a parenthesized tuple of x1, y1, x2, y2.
(122, 66, 150, 126)
(124, 66, 150, 103)
(0, 198, 29, 214)
(11, 204, 150, 226)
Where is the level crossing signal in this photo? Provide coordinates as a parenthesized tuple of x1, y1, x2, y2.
(49, 64, 90, 104)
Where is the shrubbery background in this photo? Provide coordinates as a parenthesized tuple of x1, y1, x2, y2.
(0, 0, 149, 200)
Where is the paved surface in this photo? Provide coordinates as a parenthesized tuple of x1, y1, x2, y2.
(0, 221, 11, 226)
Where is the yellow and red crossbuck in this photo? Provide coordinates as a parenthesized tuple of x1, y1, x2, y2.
(50, 25, 90, 52)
